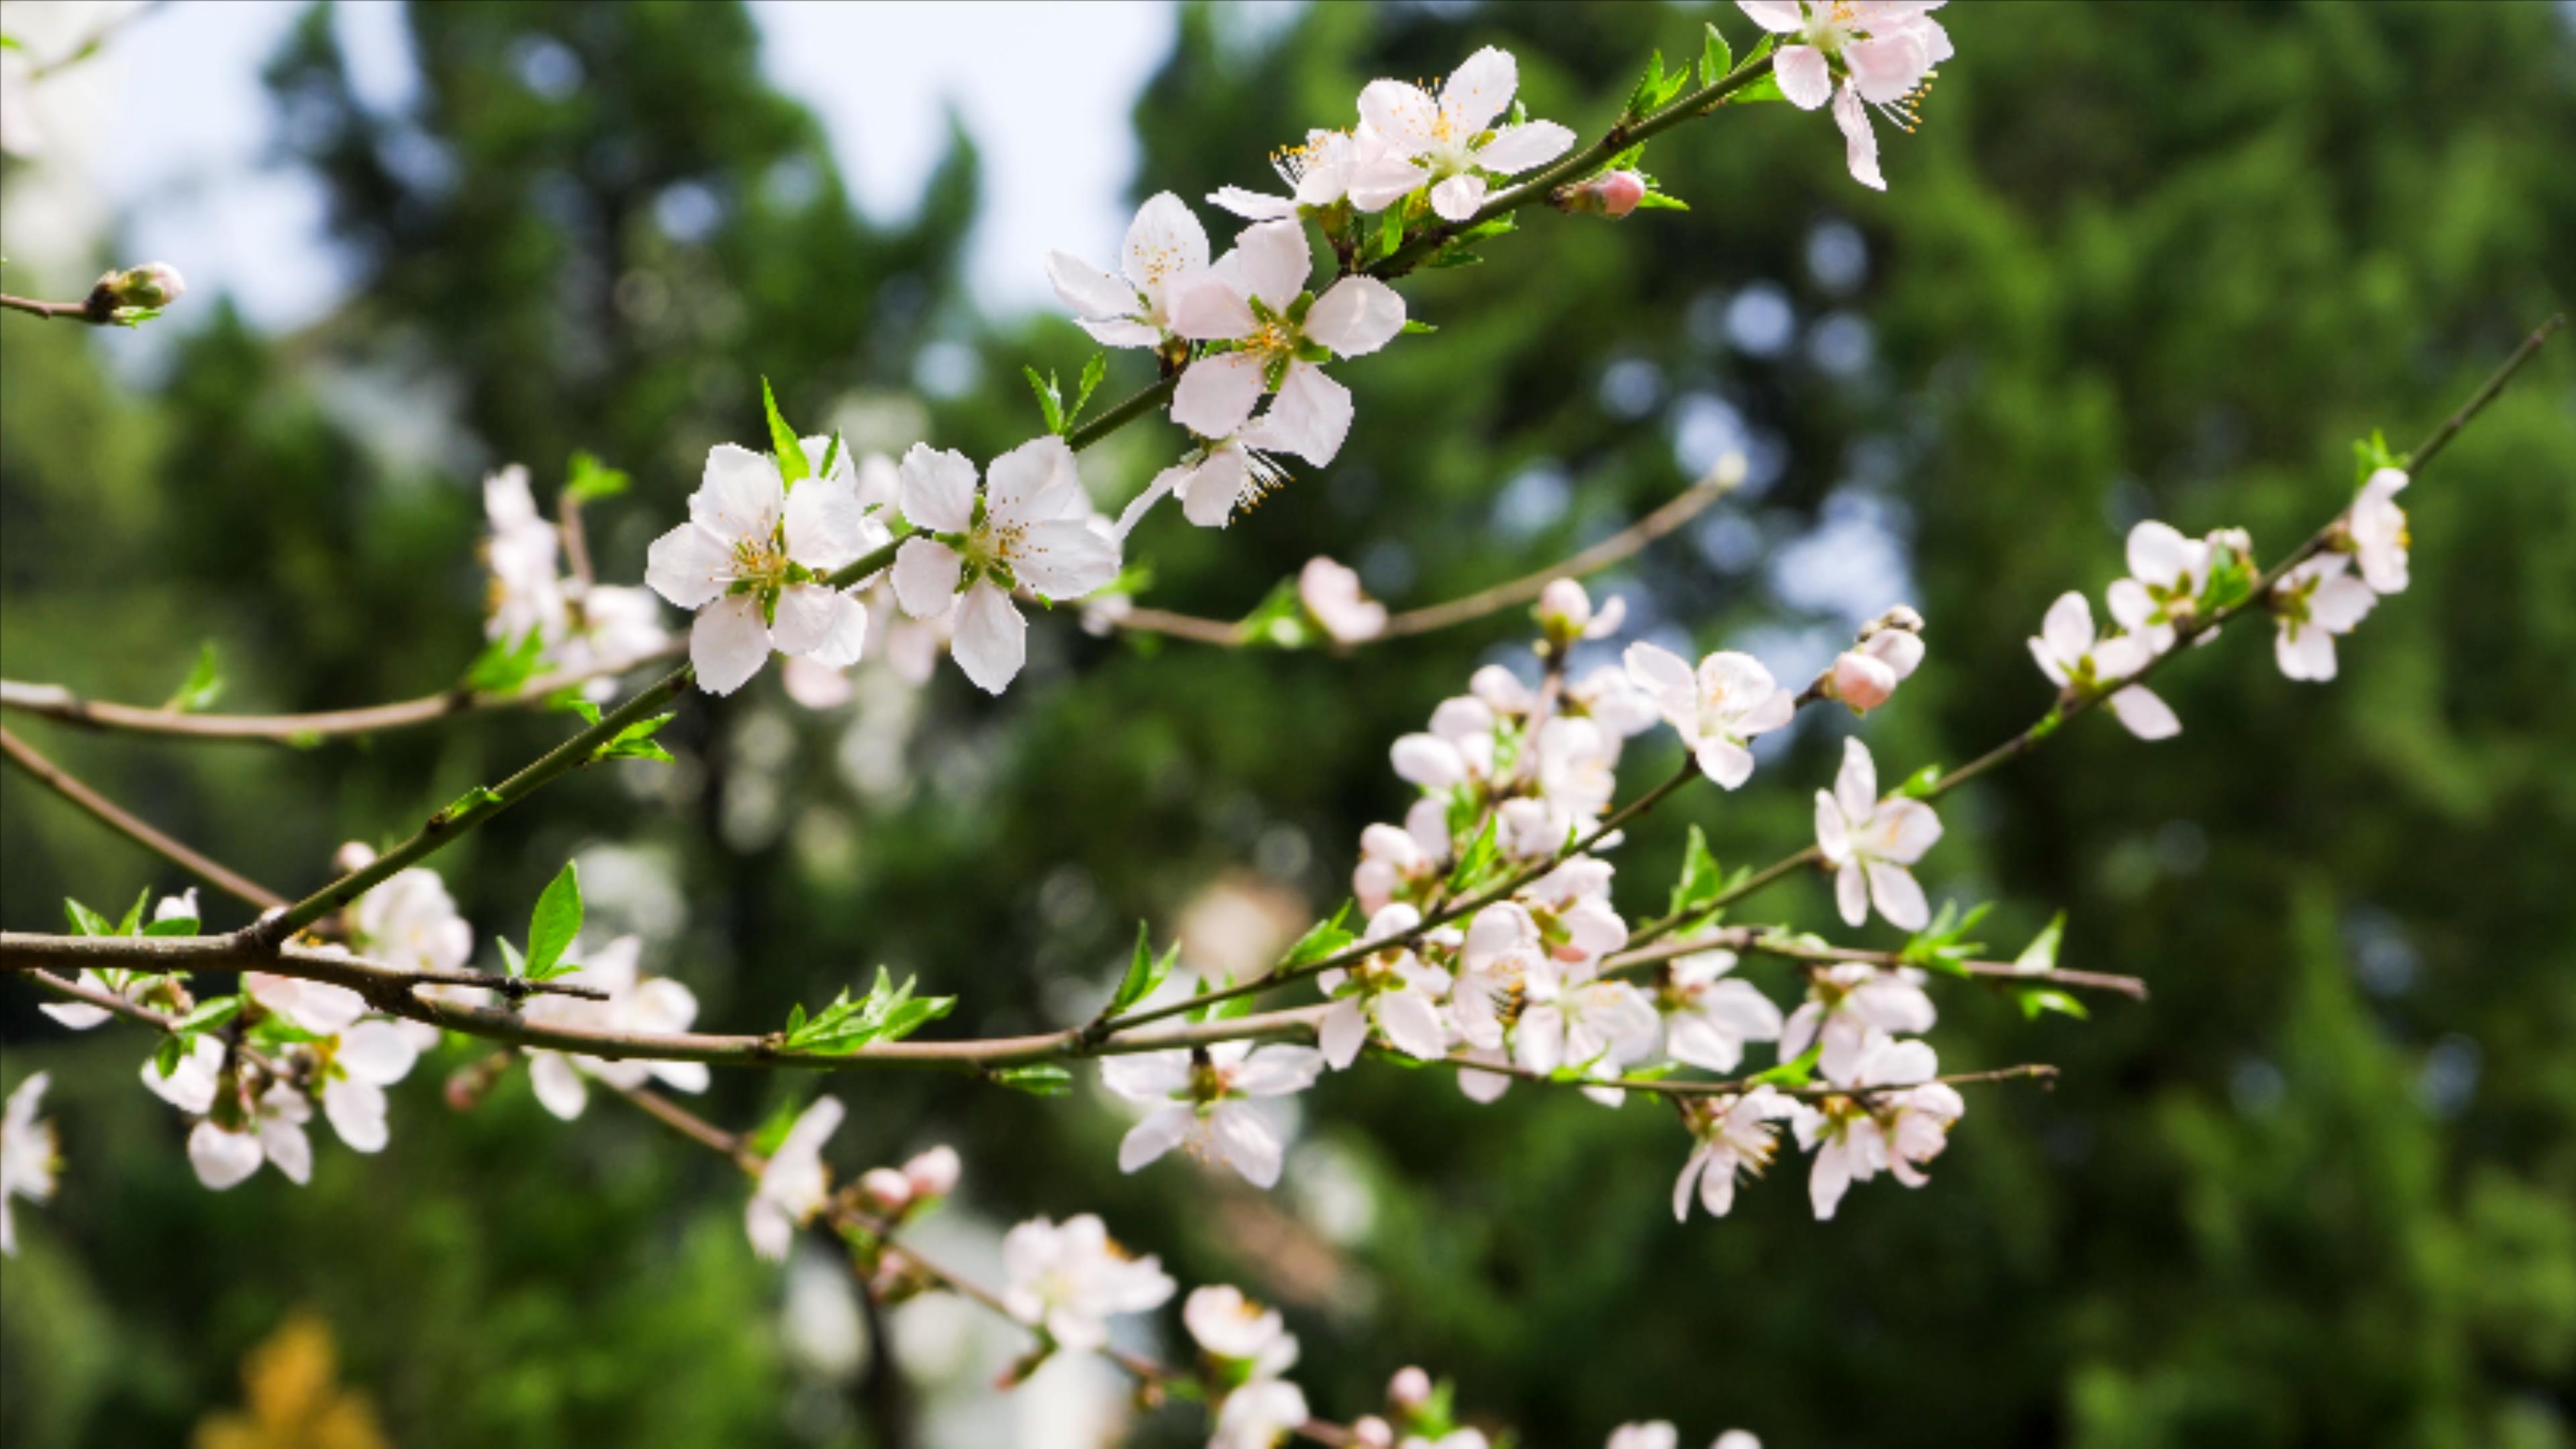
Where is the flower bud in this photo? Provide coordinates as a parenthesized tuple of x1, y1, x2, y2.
(1827, 649, 1900, 713)
(1388, 1366, 1433, 1411)
(1351, 1417, 1396, 1448)
(857, 1167, 914, 1213)
(1537, 577, 1593, 636)
(902, 1144, 961, 1199)
(89, 262, 186, 319)
(1557, 170, 1648, 217)
(334, 841, 380, 875)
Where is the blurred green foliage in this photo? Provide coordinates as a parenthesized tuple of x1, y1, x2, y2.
(3, 2, 2572, 1446)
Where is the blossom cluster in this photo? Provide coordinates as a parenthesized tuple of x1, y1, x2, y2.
(481, 464, 672, 698)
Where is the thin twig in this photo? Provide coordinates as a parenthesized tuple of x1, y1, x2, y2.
(1, 725, 289, 910)
(0, 932, 607, 1004)
(1603, 927, 2150, 1000)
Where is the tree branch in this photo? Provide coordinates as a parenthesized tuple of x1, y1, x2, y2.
(0, 931, 606, 1004)
(1, 724, 290, 911)
(1603, 926, 2151, 1000)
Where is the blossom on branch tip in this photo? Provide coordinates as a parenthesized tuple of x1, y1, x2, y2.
(1623, 641, 1795, 789)
(1168, 219, 1404, 462)
(313, 1021, 421, 1154)
(1099, 1040, 1324, 1188)
(2269, 554, 2377, 682)
(189, 1081, 313, 1191)
(1791, 1030, 1962, 1219)
(2348, 466, 2411, 594)
(1301, 557, 1389, 644)
(1813, 738, 1942, 931)
(1825, 606, 1926, 714)
(1672, 1087, 1797, 1221)
(646, 438, 879, 696)
(1000, 1212, 1175, 1352)
(747, 1095, 843, 1263)
(1, 1074, 59, 1256)
(1047, 191, 1211, 348)
(1537, 578, 1625, 647)
(1212, 124, 1424, 221)
(891, 436, 1120, 694)
(1738, 1, 1953, 191)
(1779, 961, 1935, 1084)
(2027, 591, 2180, 740)
(1359, 46, 1576, 221)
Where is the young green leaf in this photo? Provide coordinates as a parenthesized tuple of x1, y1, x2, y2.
(1024, 366, 1067, 434)
(593, 712, 678, 764)
(1746, 1043, 1825, 1089)
(63, 897, 112, 937)
(144, 913, 201, 938)
(1667, 824, 1726, 920)
(563, 449, 631, 502)
(1444, 814, 1501, 894)
(2018, 987, 2089, 1021)
(990, 1064, 1074, 1097)
(782, 969, 957, 1055)
(115, 885, 152, 936)
(1700, 21, 1733, 85)
(174, 994, 246, 1035)
(497, 936, 527, 979)
(436, 786, 502, 825)
(1109, 922, 1179, 1017)
(463, 629, 547, 695)
(763, 376, 809, 486)
(522, 861, 584, 982)
(1280, 902, 1356, 970)
(1894, 763, 1946, 799)
(2014, 912, 2068, 975)
(166, 643, 225, 712)
(1071, 353, 1108, 423)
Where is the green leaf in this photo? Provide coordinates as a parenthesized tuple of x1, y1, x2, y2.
(763, 376, 809, 486)
(165, 643, 225, 712)
(1375, 205, 1407, 262)
(1667, 825, 1726, 920)
(593, 712, 678, 764)
(1400, 319, 1438, 334)
(1281, 902, 1356, 970)
(1239, 576, 1316, 649)
(991, 1064, 1073, 1097)
(783, 968, 957, 1054)
(2014, 911, 2068, 975)
(1625, 49, 1667, 117)
(1746, 1043, 1824, 1088)
(1900, 900, 1992, 977)
(746, 1097, 808, 1157)
(1070, 353, 1108, 423)
(2018, 987, 2089, 1022)
(437, 786, 501, 825)
(175, 994, 246, 1034)
(464, 629, 547, 695)
(1633, 190, 1690, 211)
(1024, 366, 1066, 434)
(144, 914, 201, 938)
(1109, 922, 1179, 1016)
(115, 886, 152, 936)
(2353, 427, 2400, 482)
(523, 861, 584, 982)
(1894, 763, 1945, 800)
(1444, 814, 1501, 894)
(154, 1034, 185, 1078)
(1700, 21, 1733, 86)
(567, 700, 604, 727)
(818, 431, 845, 482)
(563, 449, 631, 502)
(497, 936, 527, 979)
(64, 897, 112, 937)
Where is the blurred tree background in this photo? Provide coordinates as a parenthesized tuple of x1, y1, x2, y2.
(3, 2, 2572, 1446)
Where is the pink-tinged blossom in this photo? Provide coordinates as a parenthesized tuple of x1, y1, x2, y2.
(1168, 220, 1405, 462)
(890, 437, 1121, 694)
(1792, 1030, 1962, 1218)
(1358, 46, 1577, 221)
(1187, 1285, 1312, 1449)
(2027, 590, 2181, 741)
(1672, 1087, 1798, 1221)
(1737, 1, 1953, 191)
(1826, 609, 1926, 714)
(1211, 125, 1424, 221)
(1537, 578, 1626, 645)
(1813, 738, 1943, 931)
(1623, 642, 1796, 789)
(1301, 556, 1390, 643)
(1000, 1213, 1176, 1352)
(1514, 957, 1661, 1106)
(1099, 1039, 1326, 1189)
(1, 1073, 58, 1256)
(1354, 812, 1448, 915)
(2349, 467, 2411, 594)
(645, 439, 877, 694)
(1047, 191, 1212, 348)
(2270, 553, 2377, 682)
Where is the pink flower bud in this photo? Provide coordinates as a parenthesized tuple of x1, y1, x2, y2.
(1829, 649, 1900, 713)
(101, 261, 186, 309)
(334, 841, 380, 875)
(1352, 1417, 1396, 1448)
(857, 1167, 914, 1212)
(1595, 170, 1647, 217)
(902, 1144, 961, 1199)
(1537, 577, 1593, 635)
(1388, 1366, 1433, 1411)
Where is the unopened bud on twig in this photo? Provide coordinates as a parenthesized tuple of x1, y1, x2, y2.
(86, 262, 186, 322)
(1821, 605, 1927, 714)
(1350, 1417, 1396, 1448)
(1554, 170, 1648, 217)
(1388, 1365, 1433, 1411)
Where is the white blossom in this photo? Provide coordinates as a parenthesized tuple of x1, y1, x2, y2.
(2027, 591, 2181, 741)
(41, 890, 198, 1030)
(645, 438, 879, 695)
(1302, 557, 1390, 644)
(747, 1095, 843, 1263)
(1048, 192, 1212, 348)
(483, 464, 566, 645)
(1537, 578, 1625, 645)
(522, 936, 711, 1120)
(1737, 1, 1953, 191)
(1827, 621, 1925, 714)
(1658, 948, 1785, 1073)
(1128, 421, 1298, 533)
(1099, 1040, 1325, 1188)
(1813, 738, 1943, 931)
(314, 1020, 421, 1153)
(1451, 903, 1546, 1053)
(1352, 813, 1447, 916)
(1791, 1030, 1961, 1219)
(1358, 46, 1576, 221)
(1515, 957, 1660, 1106)
(1318, 905, 1454, 1069)
(1211, 125, 1422, 221)
(1778, 961, 1935, 1084)
(1672, 1087, 1797, 1221)
(189, 1081, 313, 1191)
(246, 973, 367, 1037)
(2270, 553, 2377, 682)
(1, 1073, 59, 1256)
(890, 436, 1120, 694)
(2348, 466, 2411, 594)
(1187, 1285, 1311, 1449)
(142, 1034, 226, 1115)
(1623, 642, 1796, 789)
(999, 1212, 1176, 1352)
(2104, 519, 2212, 655)
(1566, 663, 1660, 739)
(1168, 220, 1405, 461)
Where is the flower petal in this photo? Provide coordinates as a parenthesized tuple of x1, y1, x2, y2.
(898, 444, 980, 534)
(1775, 44, 1834, 110)
(1474, 121, 1575, 174)
(1441, 46, 1519, 134)
(1119, 1104, 1196, 1174)
(1121, 190, 1210, 296)
(2106, 685, 2181, 740)
(949, 580, 1028, 695)
(1831, 85, 1886, 190)
(1232, 219, 1311, 313)
(1305, 276, 1406, 359)
(644, 523, 737, 610)
(1046, 249, 1138, 321)
(689, 594, 772, 696)
(1170, 351, 1270, 439)
(1358, 78, 1441, 155)
(1011, 519, 1122, 600)
(891, 538, 964, 619)
(1866, 861, 1930, 930)
(1265, 364, 1355, 467)
(189, 1122, 264, 1191)
(323, 1075, 389, 1152)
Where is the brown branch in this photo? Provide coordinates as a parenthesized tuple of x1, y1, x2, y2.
(0, 641, 683, 745)
(1, 724, 290, 910)
(1, 931, 606, 1004)
(1605, 927, 2151, 1001)
(1418, 1050, 2059, 1100)
(20, 967, 180, 1030)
